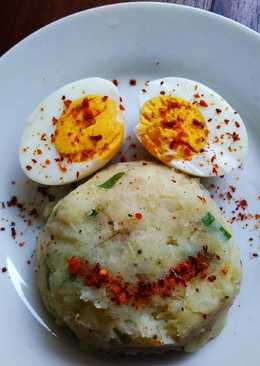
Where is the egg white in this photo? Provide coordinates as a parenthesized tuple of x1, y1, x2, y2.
(137, 77, 248, 177)
(19, 78, 124, 185)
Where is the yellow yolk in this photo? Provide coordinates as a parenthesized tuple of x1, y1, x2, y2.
(54, 95, 124, 162)
(138, 96, 208, 162)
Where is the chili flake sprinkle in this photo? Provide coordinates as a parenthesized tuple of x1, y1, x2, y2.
(129, 79, 137, 86)
(67, 250, 210, 307)
(199, 100, 208, 107)
(134, 212, 143, 220)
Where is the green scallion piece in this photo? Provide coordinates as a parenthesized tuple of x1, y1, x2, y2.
(219, 226, 232, 240)
(87, 209, 98, 217)
(98, 172, 125, 189)
(202, 212, 215, 226)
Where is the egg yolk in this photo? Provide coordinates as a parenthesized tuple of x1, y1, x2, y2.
(54, 96, 124, 162)
(138, 96, 208, 161)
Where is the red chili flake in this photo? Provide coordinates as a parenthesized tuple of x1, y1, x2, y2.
(235, 121, 240, 128)
(216, 124, 221, 129)
(216, 108, 222, 114)
(130, 144, 137, 148)
(142, 162, 148, 166)
(45, 159, 50, 165)
(236, 199, 248, 210)
(226, 192, 232, 200)
(26, 165, 32, 171)
(212, 165, 218, 175)
(52, 117, 58, 125)
(7, 196, 18, 207)
(19, 241, 25, 247)
(252, 253, 258, 257)
(89, 135, 102, 142)
(76, 171, 80, 180)
(208, 118, 212, 122)
(112, 79, 118, 86)
(211, 155, 216, 163)
(208, 275, 216, 282)
(31, 159, 37, 164)
(119, 104, 125, 111)
(40, 133, 47, 141)
(27, 219, 32, 226)
(11, 227, 16, 239)
(229, 185, 236, 193)
(192, 119, 204, 128)
(64, 99, 72, 108)
(232, 132, 240, 141)
(227, 132, 240, 142)
(120, 155, 127, 162)
(36, 149, 42, 155)
(199, 100, 208, 107)
(68, 256, 82, 274)
(129, 79, 137, 86)
(134, 212, 143, 220)
(193, 93, 200, 98)
(255, 214, 260, 219)
(160, 90, 166, 95)
(102, 96, 108, 102)
(1, 267, 7, 273)
(224, 119, 230, 124)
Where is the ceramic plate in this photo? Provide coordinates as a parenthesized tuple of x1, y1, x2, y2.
(0, 2, 260, 365)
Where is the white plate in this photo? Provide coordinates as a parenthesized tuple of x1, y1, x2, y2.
(1, 2, 260, 365)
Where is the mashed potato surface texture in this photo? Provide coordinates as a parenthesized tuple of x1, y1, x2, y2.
(37, 161, 241, 351)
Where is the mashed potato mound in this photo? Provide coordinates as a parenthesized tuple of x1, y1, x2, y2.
(37, 161, 241, 352)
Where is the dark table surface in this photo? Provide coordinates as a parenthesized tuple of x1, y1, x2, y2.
(1, 0, 260, 56)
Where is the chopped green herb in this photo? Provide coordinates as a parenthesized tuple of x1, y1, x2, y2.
(202, 212, 215, 226)
(53, 208, 58, 217)
(219, 226, 232, 240)
(98, 172, 125, 189)
(113, 328, 130, 343)
(87, 209, 98, 217)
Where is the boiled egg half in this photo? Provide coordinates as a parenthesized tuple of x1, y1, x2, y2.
(19, 78, 124, 185)
(136, 77, 248, 177)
